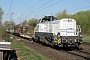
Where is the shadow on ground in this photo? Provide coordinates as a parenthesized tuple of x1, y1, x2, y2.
(3, 50, 18, 60)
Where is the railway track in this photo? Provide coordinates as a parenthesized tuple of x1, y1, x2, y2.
(77, 50, 90, 55)
(11, 33, 90, 60)
(66, 49, 90, 60)
(83, 42, 90, 45)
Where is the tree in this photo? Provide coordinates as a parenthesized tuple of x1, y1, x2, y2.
(4, 20, 15, 26)
(0, 7, 4, 25)
(27, 18, 38, 30)
(0, 26, 7, 40)
(72, 10, 90, 35)
(55, 9, 71, 20)
(4, 21, 9, 26)
(22, 20, 27, 25)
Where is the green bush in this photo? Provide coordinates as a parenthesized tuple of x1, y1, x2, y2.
(83, 37, 90, 43)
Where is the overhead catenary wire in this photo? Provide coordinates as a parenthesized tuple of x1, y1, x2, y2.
(6, 0, 13, 16)
(68, 5, 90, 13)
(22, 0, 53, 19)
(23, 0, 63, 19)
(34, 0, 54, 12)
(67, 1, 90, 13)
(23, 0, 54, 20)
(35, 1, 90, 17)
(4, 0, 13, 22)
(35, 0, 63, 14)
(20, 0, 42, 13)
(28, 0, 54, 16)
(20, 0, 90, 21)
(13, 0, 42, 23)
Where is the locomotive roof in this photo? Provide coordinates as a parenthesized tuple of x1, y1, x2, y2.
(42, 16, 56, 21)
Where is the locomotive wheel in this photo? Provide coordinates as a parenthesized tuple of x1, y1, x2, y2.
(35, 37, 38, 42)
(35, 37, 40, 43)
(50, 41, 55, 49)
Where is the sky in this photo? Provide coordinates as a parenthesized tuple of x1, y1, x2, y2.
(0, 0, 90, 24)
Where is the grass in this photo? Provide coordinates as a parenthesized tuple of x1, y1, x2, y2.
(11, 40, 51, 60)
(83, 36, 90, 43)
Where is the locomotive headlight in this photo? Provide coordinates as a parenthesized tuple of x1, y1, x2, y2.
(53, 33, 55, 35)
(74, 39, 77, 42)
(57, 32, 60, 37)
(57, 34, 60, 37)
(80, 35, 82, 36)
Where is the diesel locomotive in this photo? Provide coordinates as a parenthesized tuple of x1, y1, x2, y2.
(34, 16, 82, 48)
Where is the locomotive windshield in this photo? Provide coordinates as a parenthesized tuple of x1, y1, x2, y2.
(42, 16, 56, 21)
